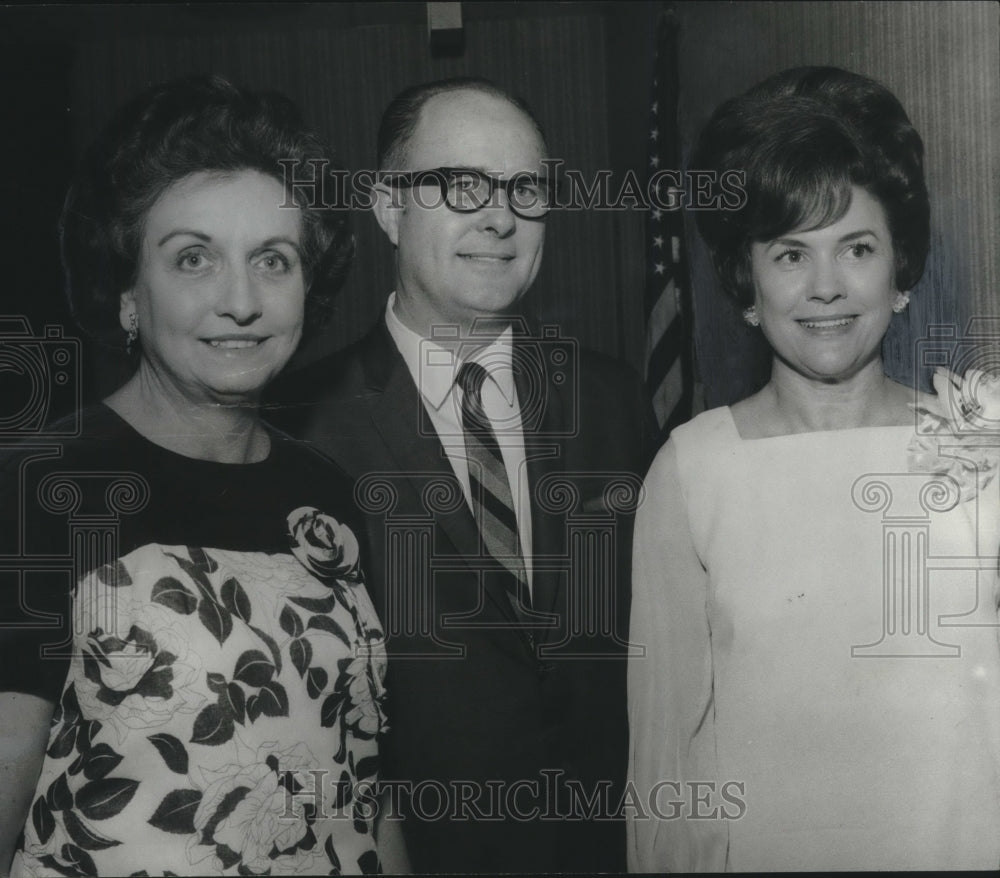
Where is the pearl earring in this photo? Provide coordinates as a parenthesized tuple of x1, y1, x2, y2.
(742, 305, 760, 327)
(892, 292, 910, 314)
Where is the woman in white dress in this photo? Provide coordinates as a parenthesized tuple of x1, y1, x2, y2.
(628, 66, 1000, 871)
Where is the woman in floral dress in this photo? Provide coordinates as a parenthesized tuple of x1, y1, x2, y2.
(0, 75, 396, 876)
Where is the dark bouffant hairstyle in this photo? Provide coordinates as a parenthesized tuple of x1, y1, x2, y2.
(61, 74, 354, 347)
(376, 76, 547, 171)
(690, 66, 930, 306)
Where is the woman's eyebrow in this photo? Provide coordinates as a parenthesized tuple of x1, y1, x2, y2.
(156, 232, 301, 254)
(767, 236, 809, 248)
(837, 229, 880, 243)
(157, 229, 210, 247)
(257, 235, 301, 253)
(767, 228, 879, 249)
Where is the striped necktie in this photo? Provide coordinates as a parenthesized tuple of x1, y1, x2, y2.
(457, 360, 533, 628)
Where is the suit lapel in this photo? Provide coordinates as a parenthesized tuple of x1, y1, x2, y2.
(360, 322, 523, 629)
(514, 334, 568, 634)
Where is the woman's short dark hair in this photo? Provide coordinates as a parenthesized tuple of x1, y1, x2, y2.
(62, 74, 353, 347)
(690, 66, 930, 307)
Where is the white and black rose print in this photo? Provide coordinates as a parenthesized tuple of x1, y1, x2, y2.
(15, 513, 386, 877)
(287, 507, 362, 583)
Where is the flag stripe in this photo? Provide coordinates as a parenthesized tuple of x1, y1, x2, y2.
(644, 11, 695, 443)
(645, 280, 678, 356)
(650, 359, 684, 430)
(646, 315, 683, 390)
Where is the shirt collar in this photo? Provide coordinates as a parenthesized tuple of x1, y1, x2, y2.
(384, 292, 516, 411)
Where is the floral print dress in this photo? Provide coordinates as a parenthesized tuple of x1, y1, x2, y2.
(1, 406, 387, 876)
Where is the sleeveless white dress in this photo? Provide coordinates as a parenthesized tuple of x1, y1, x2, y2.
(628, 406, 1000, 871)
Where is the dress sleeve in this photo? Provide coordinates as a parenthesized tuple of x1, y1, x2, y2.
(627, 441, 728, 872)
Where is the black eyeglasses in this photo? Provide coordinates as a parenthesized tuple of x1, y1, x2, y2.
(381, 167, 556, 219)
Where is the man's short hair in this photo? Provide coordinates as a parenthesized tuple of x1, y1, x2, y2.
(376, 77, 548, 172)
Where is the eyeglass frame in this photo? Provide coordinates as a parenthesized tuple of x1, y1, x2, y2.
(379, 166, 557, 219)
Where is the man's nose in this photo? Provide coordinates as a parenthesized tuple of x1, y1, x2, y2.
(476, 188, 517, 237)
(217, 266, 263, 324)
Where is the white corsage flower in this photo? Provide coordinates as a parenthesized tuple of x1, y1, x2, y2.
(908, 367, 1000, 501)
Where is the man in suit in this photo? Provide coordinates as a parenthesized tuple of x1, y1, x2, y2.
(276, 78, 650, 873)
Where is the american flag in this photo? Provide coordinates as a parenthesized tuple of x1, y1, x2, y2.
(645, 10, 696, 442)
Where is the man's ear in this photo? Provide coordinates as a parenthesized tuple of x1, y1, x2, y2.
(119, 290, 136, 333)
(372, 182, 403, 247)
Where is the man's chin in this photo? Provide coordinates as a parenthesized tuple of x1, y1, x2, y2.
(458, 298, 529, 333)
(465, 285, 532, 315)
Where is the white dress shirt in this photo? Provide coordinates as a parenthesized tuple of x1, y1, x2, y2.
(384, 292, 534, 591)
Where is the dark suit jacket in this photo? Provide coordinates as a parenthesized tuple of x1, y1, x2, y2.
(268, 317, 651, 873)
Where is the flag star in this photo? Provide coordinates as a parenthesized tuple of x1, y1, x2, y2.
(650, 128, 659, 141)
(651, 208, 662, 222)
(650, 155, 660, 168)
(653, 262, 666, 275)
(653, 235, 664, 248)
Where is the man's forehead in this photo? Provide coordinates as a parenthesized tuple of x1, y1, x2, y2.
(405, 89, 547, 172)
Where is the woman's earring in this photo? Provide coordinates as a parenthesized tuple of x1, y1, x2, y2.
(126, 312, 138, 355)
(892, 292, 910, 314)
(742, 305, 760, 327)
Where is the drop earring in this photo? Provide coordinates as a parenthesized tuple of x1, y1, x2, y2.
(126, 312, 138, 355)
(892, 292, 910, 314)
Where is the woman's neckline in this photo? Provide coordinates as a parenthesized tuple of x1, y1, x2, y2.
(97, 402, 277, 467)
(722, 404, 917, 442)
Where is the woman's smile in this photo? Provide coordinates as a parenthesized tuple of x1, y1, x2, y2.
(203, 334, 270, 351)
(795, 314, 858, 330)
